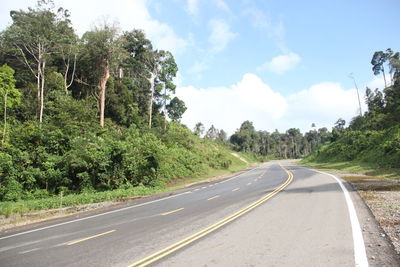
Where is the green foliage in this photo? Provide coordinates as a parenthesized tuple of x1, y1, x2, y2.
(228, 120, 329, 159)
(0, 64, 21, 143)
(0, 2, 252, 214)
(166, 97, 186, 122)
(0, 65, 21, 108)
(307, 48, 400, 169)
(306, 126, 400, 168)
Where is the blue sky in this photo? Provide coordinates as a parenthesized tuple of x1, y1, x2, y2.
(1, 0, 399, 134)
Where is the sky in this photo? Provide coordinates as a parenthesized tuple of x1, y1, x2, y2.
(1, 0, 399, 135)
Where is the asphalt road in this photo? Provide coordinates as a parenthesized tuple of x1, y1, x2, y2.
(0, 160, 386, 266)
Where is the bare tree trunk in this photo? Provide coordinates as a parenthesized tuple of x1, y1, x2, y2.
(64, 54, 77, 94)
(99, 63, 110, 127)
(148, 72, 156, 129)
(37, 52, 41, 120)
(382, 67, 387, 88)
(2, 92, 7, 144)
(39, 60, 46, 125)
(163, 84, 167, 131)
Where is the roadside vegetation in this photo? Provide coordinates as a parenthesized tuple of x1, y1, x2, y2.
(0, 1, 359, 218)
(0, 1, 262, 217)
(302, 48, 400, 179)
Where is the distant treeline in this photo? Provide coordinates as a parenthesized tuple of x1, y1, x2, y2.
(194, 121, 332, 159)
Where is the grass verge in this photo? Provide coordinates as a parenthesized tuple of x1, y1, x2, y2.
(300, 159, 400, 181)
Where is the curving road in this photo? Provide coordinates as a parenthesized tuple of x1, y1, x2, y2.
(0, 160, 390, 266)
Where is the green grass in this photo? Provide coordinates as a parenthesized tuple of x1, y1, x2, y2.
(0, 153, 260, 218)
(300, 159, 400, 180)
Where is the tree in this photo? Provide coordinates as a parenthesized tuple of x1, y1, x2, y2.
(205, 125, 218, 140)
(230, 121, 259, 153)
(0, 65, 21, 143)
(158, 51, 178, 128)
(56, 27, 78, 94)
(331, 118, 346, 141)
(365, 87, 384, 114)
(286, 128, 301, 158)
(80, 23, 126, 127)
(121, 30, 153, 114)
(3, 0, 75, 124)
(193, 122, 204, 137)
(145, 50, 161, 129)
(371, 49, 391, 87)
(216, 129, 228, 145)
(334, 118, 346, 132)
(166, 97, 186, 122)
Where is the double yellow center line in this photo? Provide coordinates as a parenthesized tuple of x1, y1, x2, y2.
(128, 165, 293, 267)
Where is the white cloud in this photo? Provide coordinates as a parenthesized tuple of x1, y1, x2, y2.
(285, 82, 367, 130)
(244, 8, 286, 50)
(173, 71, 184, 87)
(208, 18, 237, 53)
(367, 76, 386, 90)
(188, 60, 209, 75)
(186, 0, 200, 15)
(176, 75, 370, 134)
(212, 0, 230, 12)
(176, 73, 287, 134)
(257, 52, 301, 74)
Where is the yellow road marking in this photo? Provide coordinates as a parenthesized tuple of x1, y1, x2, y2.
(207, 195, 220, 201)
(161, 208, 184, 216)
(247, 182, 252, 186)
(67, 229, 116, 245)
(128, 165, 293, 267)
(232, 187, 240, 192)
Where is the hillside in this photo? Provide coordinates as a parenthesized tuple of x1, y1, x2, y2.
(0, 2, 263, 217)
(303, 48, 400, 174)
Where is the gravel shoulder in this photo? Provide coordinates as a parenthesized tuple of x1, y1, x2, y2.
(339, 174, 400, 255)
(309, 168, 400, 265)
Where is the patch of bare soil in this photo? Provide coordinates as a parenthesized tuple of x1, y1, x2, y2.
(340, 174, 400, 255)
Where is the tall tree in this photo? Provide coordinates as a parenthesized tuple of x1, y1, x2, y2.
(205, 125, 218, 140)
(158, 51, 178, 128)
(146, 50, 160, 129)
(80, 23, 125, 127)
(56, 23, 78, 94)
(193, 122, 205, 137)
(166, 96, 186, 122)
(3, 0, 74, 124)
(371, 50, 390, 87)
(216, 129, 228, 145)
(0, 65, 21, 143)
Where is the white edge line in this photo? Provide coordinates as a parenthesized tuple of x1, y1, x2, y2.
(299, 166, 369, 267)
(19, 247, 41, 254)
(0, 191, 191, 241)
(0, 164, 266, 241)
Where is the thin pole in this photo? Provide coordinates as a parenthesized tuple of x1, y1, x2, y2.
(349, 73, 362, 116)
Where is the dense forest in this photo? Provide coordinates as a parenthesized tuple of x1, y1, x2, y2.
(0, 1, 334, 205)
(0, 1, 231, 202)
(196, 121, 330, 159)
(305, 48, 400, 168)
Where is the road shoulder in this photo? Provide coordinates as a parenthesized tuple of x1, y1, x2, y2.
(0, 164, 261, 235)
(298, 164, 400, 266)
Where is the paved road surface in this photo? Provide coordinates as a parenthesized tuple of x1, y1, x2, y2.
(0, 160, 389, 266)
